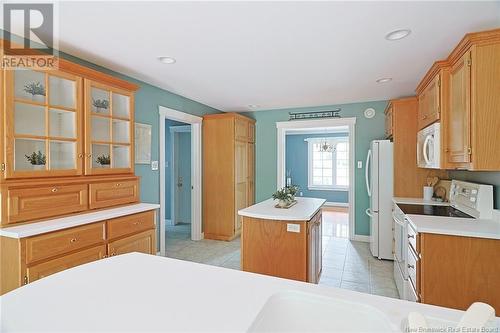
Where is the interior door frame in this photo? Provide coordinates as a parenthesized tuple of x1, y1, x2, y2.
(159, 106, 203, 256)
(169, 125, 192, 226)
(276, 117, 359, 241)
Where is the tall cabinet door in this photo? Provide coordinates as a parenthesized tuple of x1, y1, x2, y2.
(247, 143, 255, 206)
(84, 80, 134, 175)
(418, 74, 440, 130)
(234, 140, 248, 232)
(447, 52, 471, 165)
(4, 69, 83, 178)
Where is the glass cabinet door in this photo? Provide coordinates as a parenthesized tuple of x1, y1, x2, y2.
(5, 69, 83, 178)
(85, 80, 134, 174)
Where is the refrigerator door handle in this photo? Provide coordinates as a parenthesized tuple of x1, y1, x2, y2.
(365, 149, 372, 197)
(365, 208, 373, 217)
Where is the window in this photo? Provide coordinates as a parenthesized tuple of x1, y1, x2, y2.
(307, 138, 349, 190)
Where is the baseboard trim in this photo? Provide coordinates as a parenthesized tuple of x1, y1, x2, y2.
(323, 201, 349, 207)
(351, 234, 370, 242)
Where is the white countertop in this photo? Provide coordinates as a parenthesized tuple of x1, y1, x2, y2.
(2, 252, 489, 332)
(238, 197, 326, 221)
(0, 203, 160, 239)
(393, 197, 449, 206)
(406, 214, 500, 240)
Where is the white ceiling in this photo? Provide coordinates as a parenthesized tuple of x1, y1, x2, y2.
(58, 1, 500, 112)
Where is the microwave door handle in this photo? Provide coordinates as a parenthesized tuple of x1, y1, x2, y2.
(423, 135, 431, 165)
(365, 149, 372, 197)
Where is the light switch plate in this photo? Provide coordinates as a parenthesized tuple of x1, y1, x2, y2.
(357, 161, 363, 169)
(151, 160, 159, 171)
(286, 223, 301, 233)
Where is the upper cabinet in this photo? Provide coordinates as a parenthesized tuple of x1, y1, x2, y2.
(1, 57, 138, 180)
(4, 69, 83, 178)
(416, 28, 500, 171)
(85, 80, 134, 175)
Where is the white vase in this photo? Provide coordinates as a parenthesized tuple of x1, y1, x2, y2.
(278, 199, 288, 208)
(32, 164, 45, 170)
(32, 94, 44, 102)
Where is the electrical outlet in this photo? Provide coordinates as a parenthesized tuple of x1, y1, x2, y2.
(151, 160, 159, 171)
(286, 223, 300, 233)
(357, 161, 363, 169)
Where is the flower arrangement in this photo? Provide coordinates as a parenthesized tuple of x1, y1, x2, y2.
(96, 154, 111, 166)
(92, 99, 109, 112)
(272, 185, 300, 208)
(25, 151, 46, 165)
(23, 82, 46, 97)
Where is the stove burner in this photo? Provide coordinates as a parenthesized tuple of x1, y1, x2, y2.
(397, 204, 474, 218)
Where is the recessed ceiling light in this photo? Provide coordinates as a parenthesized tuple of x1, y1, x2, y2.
(158, 56, 176, 64)
(248, 104, 259, 109)
(376, 78, 392, 83)
(385, 29, 411, 41)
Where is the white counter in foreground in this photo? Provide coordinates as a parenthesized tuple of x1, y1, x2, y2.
(2, 253, 492, 332)
(238, 197, 326, 221)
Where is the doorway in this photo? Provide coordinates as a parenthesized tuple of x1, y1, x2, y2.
(159, 106, 202, 257)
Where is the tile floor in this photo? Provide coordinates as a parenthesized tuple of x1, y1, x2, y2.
(165, 209, 399, 299)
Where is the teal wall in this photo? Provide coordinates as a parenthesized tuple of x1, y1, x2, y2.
(450, 171, 500, 209)
(286, 133, 349, 203)
(244, 100, 388, 236)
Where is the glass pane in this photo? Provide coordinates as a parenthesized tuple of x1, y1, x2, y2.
(91, 87, 110, 115)
(112, 92, 130, 119)
(14, 70, 46, 102)
(91, 116, 110, 141)
(49, 75, 76, 108)
(322, 160, 332, 168)
(337, 152, 348, 160)
(313, 152, 321, 160)
(50, 141, 76, 169)
(49, 109, 76, 138)
(324, 177, 332, 185)
(92, 144, 111, 168)
(112, 119, 130, 143)
(113, 145, 130, 168)
(14, 102, 46, 136)
(14, 138, 46, 171)
(313, 160, 322, 168)
(312, 176, 322, 185)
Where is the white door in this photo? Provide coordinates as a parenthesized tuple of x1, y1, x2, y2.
(174, 132, 192, 224)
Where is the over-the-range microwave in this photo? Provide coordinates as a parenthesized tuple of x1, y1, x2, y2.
(417, 122, 441, 169)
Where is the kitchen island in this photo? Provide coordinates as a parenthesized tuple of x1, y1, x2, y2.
(238, 197, 325, 283)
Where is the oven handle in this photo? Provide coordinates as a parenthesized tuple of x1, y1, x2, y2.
(392, 211, 405, 227)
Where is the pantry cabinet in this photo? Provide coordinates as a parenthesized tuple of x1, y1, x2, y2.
(203, 113, 256, 241)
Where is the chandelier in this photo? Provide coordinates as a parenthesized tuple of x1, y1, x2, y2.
(319, 139, 334, 152)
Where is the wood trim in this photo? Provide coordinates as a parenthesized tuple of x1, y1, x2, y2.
(203, 112, 256, 123)
(0, 236, 22, 294)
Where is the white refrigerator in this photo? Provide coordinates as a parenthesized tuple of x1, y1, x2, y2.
(365, 140, 393, 260)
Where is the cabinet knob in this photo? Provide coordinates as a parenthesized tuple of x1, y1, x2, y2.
(116, 183, 122, 187)
(51, 187, 58, 193)
(111, 252, 116, 256)
(78, 153, 84, 158)
(87, 154, 92, 158)
(70, 238, 77, 243)
(422, 115, 427, 120)
(103, 254, 108, 258)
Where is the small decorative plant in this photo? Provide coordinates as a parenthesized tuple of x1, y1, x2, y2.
(25, 151, 46, 165)
(23, 82, 46, 98)
(287, 185, 300, 199)
(92, 99, 109, 112)
(272, 187, 294, 207)
(96, 154, 111, 166)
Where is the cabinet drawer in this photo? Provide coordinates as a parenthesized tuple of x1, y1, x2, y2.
(89, 179, 138, 209)
(108, 229, 155, 256)
(408, 222, 419, 253)
(26, 222, 105, 264)
(407, 244, 419, 297)
(7, 184, 88, 224)
(27, 245, 106, 283)
(107, 211, 155, 240)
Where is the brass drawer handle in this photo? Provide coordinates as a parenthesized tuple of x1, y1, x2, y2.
(408, 234, 415, 239)
(111, 252, 116, 256)
(70, 238, 77, 243)
(132, 221, 141, 225)
(116, 183, 122, 187)
(51, 187, 58, 193)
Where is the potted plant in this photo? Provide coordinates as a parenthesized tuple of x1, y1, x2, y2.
(272, 187, 293, 208)
(287, 185, 300, 201)
(23, 82, 46, 102)
(92, 99, 109, 113)
(96, 154, 111, 167)
(25, 151, 46, 170)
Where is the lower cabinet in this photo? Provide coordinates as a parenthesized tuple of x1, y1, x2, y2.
(307, 211, 322, 284)
(27, 245, 106, 283)
(0, 209, 156, 295)
(108, 229, 155, 256)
